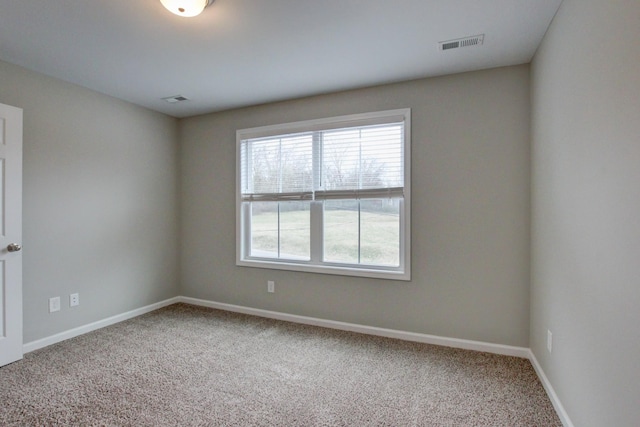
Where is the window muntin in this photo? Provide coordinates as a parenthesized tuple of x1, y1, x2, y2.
(237, 109, 411, 280)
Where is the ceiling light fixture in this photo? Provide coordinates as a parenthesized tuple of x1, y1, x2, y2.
(160, 0, 214, 17)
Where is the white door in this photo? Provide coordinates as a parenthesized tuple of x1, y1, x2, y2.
(0, 102, 23, 367)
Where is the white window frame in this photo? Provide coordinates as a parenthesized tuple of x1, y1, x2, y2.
(236, 109, 411, 281)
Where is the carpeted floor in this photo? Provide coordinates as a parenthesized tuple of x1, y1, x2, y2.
(0, 303, 562, 426)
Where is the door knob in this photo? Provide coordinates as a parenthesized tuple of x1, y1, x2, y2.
(7, 243, 21, 252)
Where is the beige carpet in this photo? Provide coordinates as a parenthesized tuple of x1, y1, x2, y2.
(0, 303, 561, 426)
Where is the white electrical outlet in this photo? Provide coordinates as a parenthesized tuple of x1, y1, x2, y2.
(49, 296, 61, 313)
(547, 330, 553, 353)
(70, 293, 80, 307)
(267, 280, 275, 293)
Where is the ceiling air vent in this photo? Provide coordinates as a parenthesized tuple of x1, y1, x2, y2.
(162, 95, 189, 103)
(439, 34, 484, 51)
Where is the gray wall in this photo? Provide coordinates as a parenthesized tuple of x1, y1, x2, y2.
(531, 1, 640, 426)
(180, 65, 532, 346)
(1, 57, 531, 348)
(0, 60, 180, 343)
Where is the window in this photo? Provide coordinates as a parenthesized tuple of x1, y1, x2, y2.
(236, 109, 410, 280)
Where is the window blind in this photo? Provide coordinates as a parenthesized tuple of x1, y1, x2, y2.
(240, 122, 404, 202)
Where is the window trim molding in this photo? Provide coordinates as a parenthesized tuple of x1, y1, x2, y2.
(236, 109, 411, 281)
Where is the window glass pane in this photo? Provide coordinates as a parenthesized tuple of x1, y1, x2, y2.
(321, 124, 403, 191)
(360, 125, 403, 189)
(280, 136, 313, 193)
(244, 133, 312, 195)
(250, 139, 280, 194)
(250, 202, 278, 258)
(279, 201, 310, 261)
(324, 200, 359, 264)
(322, 129, 360, 190)
(360, 199, 400, 267)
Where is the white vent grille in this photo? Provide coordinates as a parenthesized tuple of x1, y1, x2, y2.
(439, 34, 484, 51)
(162, 95, 189, 103)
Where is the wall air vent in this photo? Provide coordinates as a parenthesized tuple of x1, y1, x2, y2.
(162, 95, 189, 103)
(439, 34, 484, 51)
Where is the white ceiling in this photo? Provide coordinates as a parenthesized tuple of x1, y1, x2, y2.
(0, 0, 562, 118)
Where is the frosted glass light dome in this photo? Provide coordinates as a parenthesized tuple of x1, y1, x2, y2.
(160, 0, 214, 17)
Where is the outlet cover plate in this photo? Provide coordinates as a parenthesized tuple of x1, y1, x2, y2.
(49, 297, 61, 313)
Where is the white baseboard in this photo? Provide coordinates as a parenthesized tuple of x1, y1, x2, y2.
(22, 296, 530, 358)
(178, 296, 530, 358)
(23, 297, 181, 353)
(528, 350, 575, 427)
(22, 295, 571, 427)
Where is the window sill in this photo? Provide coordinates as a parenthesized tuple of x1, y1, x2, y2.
(236, 258, 410, 281)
